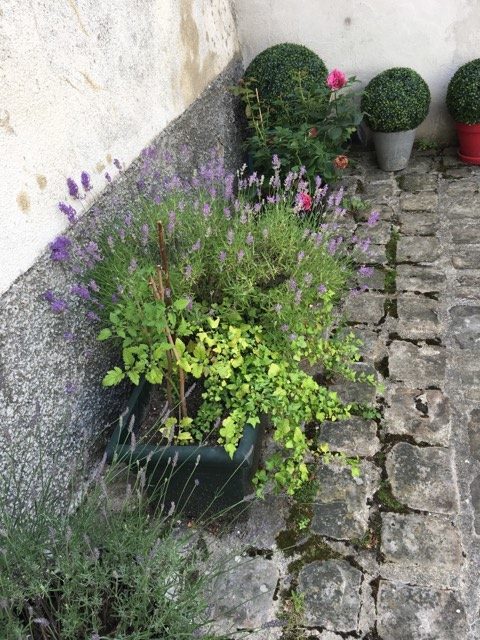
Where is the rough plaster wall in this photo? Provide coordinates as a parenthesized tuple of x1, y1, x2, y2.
(233, 0, 480, 142)
(0, 58, 244, 513)
(0, 0, 238, 294)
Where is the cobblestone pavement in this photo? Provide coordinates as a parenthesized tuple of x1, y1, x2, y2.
(205, 150, 480, 640)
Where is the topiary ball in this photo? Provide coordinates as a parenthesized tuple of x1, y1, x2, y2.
(446, 59, 480, 124)
(244, 43, 328, 104)
(361, 67, 431, 133)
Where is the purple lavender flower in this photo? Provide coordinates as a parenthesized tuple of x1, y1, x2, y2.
(240, 212, 248, 224)
(128, 258, 138, 274)
(111, 293, 119, 303)
(50, 235, 71, 262)
(105, 172, 112, 183)
(65, 382, 78, 394)
(289, 333, 298, 341)
(124, 212, 133, 227)
(113, 158, 122, 170)
(67, 177, 79, 199)
(266, 195, 276, 204)
(89, 279, 100, 292)
(167, 211, 176, 235)
(224, 174, 234, 200)
(227, 229, 234, 245)
(117, 285, 124, 295)
(246, 232, 254, 246)
(184, 264, 193, 279)
(274, 303, 283, 313)
(272, 154, 281, 170)
(297, 251, 305, 263)
(317, 284, 327, 294)
(58, 202, 77, 224)
(43, 290, 68, 313)
(237, 249, 245, 262)
(186, 296, 193, 311)
(64, 331, 75, 341)
(71, 284, 90, 300)
(81, 171, 92, 192)
(140, 223, 149, 247)
(280, 323, 289, 332)
(223, 207, 231, 220)
(219, 251, 227, 263)
(191, 240, 201, 252)
(358, 265, 374, 277)
(202, 203, 211, 218)
(86, 311, 100, 322)
(358, 238, 371, 253)
(287, 278, 298, 292)
(304, 273, 313, 285)
(294, 289, 302, 305)
(368, 210, 380, 226)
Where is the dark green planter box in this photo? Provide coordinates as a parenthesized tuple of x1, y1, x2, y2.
(106, 379, 265, 515)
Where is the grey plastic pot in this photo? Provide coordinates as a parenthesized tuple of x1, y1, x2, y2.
(373, 129, 416, 171)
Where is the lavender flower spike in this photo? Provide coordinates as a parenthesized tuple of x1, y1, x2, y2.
(58, 202, 77, 224)
(50, 235, 71, 262)
(81, 171, 92, 192)
(67, 177, 79, 199)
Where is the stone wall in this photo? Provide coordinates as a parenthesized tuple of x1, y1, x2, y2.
(0, 57, 244, 511)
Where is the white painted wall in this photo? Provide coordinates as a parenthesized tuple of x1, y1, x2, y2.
(234, 0, 480, 142)
(0, 0, 238, 295)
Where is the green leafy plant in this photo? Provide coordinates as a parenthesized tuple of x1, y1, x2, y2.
(46, 153, 380, 495)
(0, 457, 228, 640)
(233, 71, 362, 184)
(361, 67, 430, 132)
(446, 58, 480, 124)
(244, 42, 328, 106)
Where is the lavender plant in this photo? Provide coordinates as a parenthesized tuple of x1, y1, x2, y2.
(44, 151, 379, 493)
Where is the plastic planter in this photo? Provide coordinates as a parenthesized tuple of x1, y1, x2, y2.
(456, 123, 480, 165)
(106, 379, 266, 515)
(373, 129, 416, 171)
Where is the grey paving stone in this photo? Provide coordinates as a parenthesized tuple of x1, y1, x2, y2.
(352, 326, 387, 362)
(355, 220, 391, 244)
(442, 189, 480, 218)
(386, 443, 458, 514)
(441, 177, 480, 194)
(329, 362, 378, 404)
(318, 417, 380, 457)
(384, 386, 450, 446)
(355, 266, 385, 291)
(450, 305, 480, 348)
(232, 495, 290, 550)
(400, 157, 435, 174)
(356, 203, 395, 222)
(397, 236, 441, 263)
(450, 352, 480, 400)
(452, 245, 480, 269)
(377, 581, 468, 640)
(206, 556, 279, 633)
(298, 560, 362, 632)
(396, 264, 446, 292)
(311, 460, 380, 540)
(366, 243, 388, 264)
(389, 341, 446, 387)
(470, 474, 480, 535)
(397, 172, 438, 192)
(381, 513, 463, 587)
(449, 221, 480, 245)
(396, 294, 440, 340)
(400, 192, 438, 212)
(344, 291, 385, 324)
(468, 409, 480, 462)
(399, 211, 439, 236)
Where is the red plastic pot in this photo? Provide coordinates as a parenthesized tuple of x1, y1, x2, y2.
(456, 122, 480, 165)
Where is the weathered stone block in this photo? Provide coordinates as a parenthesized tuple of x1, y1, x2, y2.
(397, 172, 438, 192)
(298, 560, 362, 632)
(396, 294, 440, 340)
(450, 305, 480, 348)
(399, 211, 438, 236)
(377, 581, 467, 640)
(318, 417, 380, 457)
(397, 236, 441, 263)
(400, 192, 438, 212)
(311, 461, 380, 540)
(355, 221, 391, 244)
(344, 291, 385, 324)
(329, 362, 378, 404)
(206, 557, 279, 634)
(396, 264, 446, 292)
(381, 513, 463, 587)
(384, 386, 450, 446)
(386, 443, 458, 514)
(452, 246, 480, 269)
(389, 341, 446, 387)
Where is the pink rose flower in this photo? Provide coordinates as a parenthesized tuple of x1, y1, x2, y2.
(298, 192, 312, 211)
(326, 69, 347, 91)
